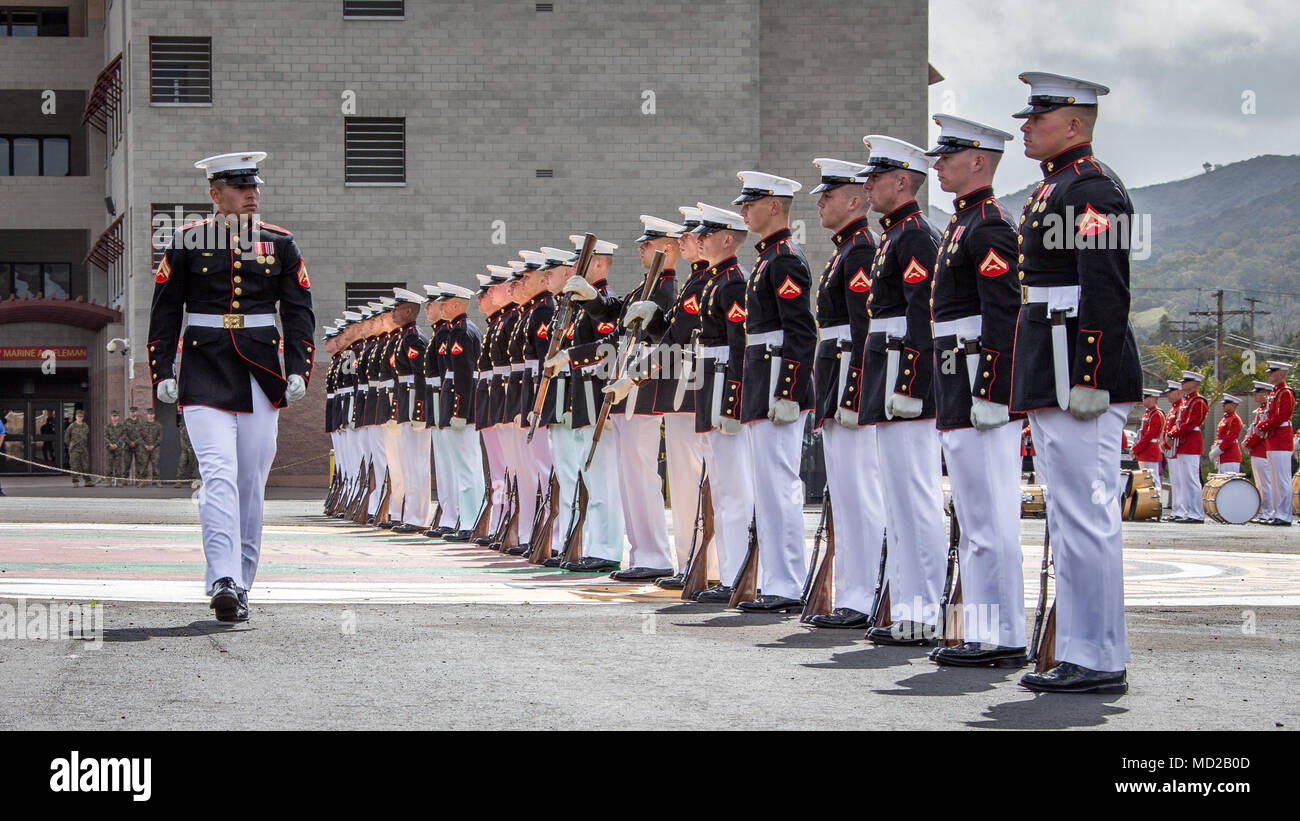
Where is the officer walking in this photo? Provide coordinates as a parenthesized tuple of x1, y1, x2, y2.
(66, 409, 91, 487)
(149, 151, 315, 623)
(1008, 74, 1141, 693)
(804, 159, 885, 628)
(923, 115, 1027, 665)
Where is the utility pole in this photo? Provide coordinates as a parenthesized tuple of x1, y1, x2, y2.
(1243, 297, 1270, 362)
(1190, 291, 1256, 382)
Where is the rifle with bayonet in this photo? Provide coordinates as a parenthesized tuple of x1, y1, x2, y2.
(680, 465, 715, 601)
(529, 233, 598, 444)
(727, 515, 761, 608)
(527, 471, 561, 564)
(1028, 509, 1056, 671)
(869, 530, 890, 629)
(584, 249, 667, 470)
(938, 502, 963, 647)
(560, 473, 589, 564)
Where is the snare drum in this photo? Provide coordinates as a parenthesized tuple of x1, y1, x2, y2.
(1292, 473, 1299, 515)
(1021, 485, 1046, 518)
(1203, 474, 1260, 525)
(1121, 469, 1160, 520)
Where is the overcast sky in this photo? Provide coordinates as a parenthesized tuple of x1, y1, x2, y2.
(927, 0, 1300, 202)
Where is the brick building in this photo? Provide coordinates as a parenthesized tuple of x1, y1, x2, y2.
(1, 0, 930, 484)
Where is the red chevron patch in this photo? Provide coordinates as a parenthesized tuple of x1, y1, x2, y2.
(536, 322, 548, 339)
(154, 256, 171, 284)
(451, 341, 463, 355)
(683, 294, 700, 314)
(902, 257, 929, 284)
(848, 268, 870, 293)
(978, 249, 1009, 277)
(1077, 204, 1110, 237)
(597, 321, 617, 334)
(726, 302, 747, 323)
(777, 277, 802, 299)
(407, 346, 419, 359)
(296, 261, 310, 289)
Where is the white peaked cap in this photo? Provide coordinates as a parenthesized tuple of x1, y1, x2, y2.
(810, 158, 869, 193)
(1180, 370, 1203, 382)
(927, 114, 1015, 155)
(392, 287, 426, 305)
(569, 235, 618, 255)
(637, 215, 684, 242)
(1014, 72, 1110, 118)
(194, 151, 267, 183)
(692, 202, 747, 233)
(862, 135, 932, 173)
(436, 281, 474, 299)
(678, 206, 703, 228)
(733, 171, 802, 203)
(518, 250, 548, 268)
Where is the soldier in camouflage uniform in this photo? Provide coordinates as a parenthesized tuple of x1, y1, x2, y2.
(65, 409, 92, 486)
(104, 410, 128, 487)
(123, 406, 143, 486)
(175, 416, 197, 487)
(140, 408, 163, 486)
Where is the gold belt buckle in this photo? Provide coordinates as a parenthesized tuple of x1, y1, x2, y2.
(1020, 285, 1030, 305)
(223, 313, 244, 329)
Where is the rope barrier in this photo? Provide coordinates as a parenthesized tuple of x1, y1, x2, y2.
(0, 449, 331, 482)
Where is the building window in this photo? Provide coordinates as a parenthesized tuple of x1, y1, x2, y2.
(150, 203, 212, 270)
(344, 117, 405, 185)
(0, 6, 70, 36)
(0, 135, 69, 176)
(149, 37, 212, 105)
(345, 282, 406, 311)
(343, 1, 404, 19)
(4, 262, 69, 298)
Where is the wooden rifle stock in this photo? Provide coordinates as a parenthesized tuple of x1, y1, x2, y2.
(800, 490, 835, 623)
(728, 517, 760, 608)
(500, 475, 521, 552)
(1035, 603, 1057, 673)
(529, 233, 598, 444)
(680, 471, 714, 601)
(468, 485, 493, 541)
(584, 250, 667, 470)
(527, 472, 561, 564)
(560, 473, 589, 564)
(375, 467, 392, 525)
(1029, 509, 1055, 669)
(354, 460, 376, 523)
(869, 532, 890, 628)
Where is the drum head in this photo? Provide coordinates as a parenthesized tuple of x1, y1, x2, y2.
(1211, 477, 1260, 525)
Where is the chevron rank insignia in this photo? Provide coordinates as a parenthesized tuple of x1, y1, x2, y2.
(902, 258, 929, 284)
(848, 268, 870, 293)
(726, 302, 747, 323)
(777, 277, 802, 299)
(978, 249, 1009, 277)
(1077, 204, 1110, 237)
(683, 294, 700, 314)
(451, 341, 463, 355)
(154, 256, 171, 284)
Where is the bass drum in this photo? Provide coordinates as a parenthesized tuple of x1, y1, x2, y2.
(1203, 474, 1260, 525)
(1293, 473, 1299, 515)
(1121, 469, 1160, 520)
(1021, 485, 1046, 518)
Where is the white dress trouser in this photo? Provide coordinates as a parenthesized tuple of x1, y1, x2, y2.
(707, 424, 756, 585)
(941, 423, 1025, 647)
(580, 422, 627, 562)
(1267, 450, 1293, 521)
(664, 413, 714, 575)
(1137, 460, 1162, 500)
(1219, 461, 1240, 475)
(746, 414, 808, 600)
(399, 423, 433, 527)
(431, 427, 458, 529)
(481, 428, 508, 532)
(445, 425, 485, 531)
(365, 426, 389, 517)
(1171, 453, 1204, 520)
(876, 418, 945, 627)
(614, 415, 671, 569)
(184, 374, 279, 594)
(1251, 455, 1272, 518)
(1028, 404, 1132, 672)
(549, 425, 583, 556)
(822, 421, 885, 614)
(382, 424, 406, 522)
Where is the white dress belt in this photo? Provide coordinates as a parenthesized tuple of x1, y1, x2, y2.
(377, 379, 394, 389)
(701, 345, 729, 361)
(819, 324, 851, 342)
(1023, 285, 1081, 313)
(187, 312, 276, 328)
(492, 366, 508, 377)
(338, 387, 354, 394)
(931, 314, 982, 341)
(747, 330, 784, 347)
(869, 316, 907, 338)
(367, 381, 380, 388)
(397, 375, 415, 384)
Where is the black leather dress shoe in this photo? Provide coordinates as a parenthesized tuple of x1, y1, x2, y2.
(488, 541, 504, 551)
(210, 577, 240, 622)
(866, 620, 937, 646)
(692, 583, 733, 603)
(378, 519, 398, 529)
(1182, 517, 1204, 524)
(445, 530, 474, 542)
(541, 555, 564, 568)
(560, 556, 620, 572)
(654, 573, 686, 590)
(230, 590, 250, 623)
(932, 641, 1026, 667)
(434, 526, 456, 536)
(366, 515, 376, 526)
(808, 607, 870, 628)
(504, 544, 530, 555)
(609, 566, 674, 581)
(473, 536, 493, 546)
(1020, 661, 1128, 694)
(1268, 518, 1293, 526)
(390, 522, 422, 534)
(1165, 516, 1186, 523)
(736, 594, 803, 613)
(421, 528, 442, 538)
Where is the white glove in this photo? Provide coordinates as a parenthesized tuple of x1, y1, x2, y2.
(769, 398, 800, 425)
(834, 407, 858, 428)
(602, 376, 635, 404)
(384, 418, 400, 432)
(623, 300, 658, 329)
(156, 379, 178, 404)
(1209, 444, 1222, 461)
(544, 350, 569, 374)
(886, 392, 923, 419)
(1067, 385, 1109, 421)
(970, 397, 1010, 431)
(410, 420, 427, 431)
(286, 374, 307, 402)
(560, 276, 597, 302)
(450, 416, 468, 430)
(718, 417, 742, 435)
